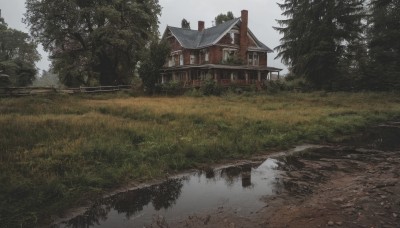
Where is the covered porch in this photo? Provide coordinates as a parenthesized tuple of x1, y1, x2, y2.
(161, 64, 282, 88)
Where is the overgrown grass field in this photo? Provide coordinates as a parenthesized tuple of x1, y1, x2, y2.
(1, 92, 400, 227)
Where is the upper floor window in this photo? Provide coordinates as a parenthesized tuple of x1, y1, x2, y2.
(248, 52, 259, 66)
(205, 50, 209, 62)
(190, 53, 196, 64)
(230, 32, 235, 44)
(200, 49, 209, 63)
(179, 54, 183, 65)
(223, 49, 237, 61)
(229, 29, 239, 45)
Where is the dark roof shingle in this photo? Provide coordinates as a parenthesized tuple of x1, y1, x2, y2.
(164, 18, 272, 52)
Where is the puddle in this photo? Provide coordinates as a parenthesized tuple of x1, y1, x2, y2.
(54, 122, 400, 227)
(345, 122, 400, 150)
(55, 159, 281, 228)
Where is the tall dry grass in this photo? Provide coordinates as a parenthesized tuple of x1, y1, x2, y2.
(1, 92, 400, 227)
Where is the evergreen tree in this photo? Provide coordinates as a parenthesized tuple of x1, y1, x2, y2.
(25, 0, 161, 86)
(365, 0, 400, 90)
(181, 19, 191, 29)
(275, 0, 365, 90)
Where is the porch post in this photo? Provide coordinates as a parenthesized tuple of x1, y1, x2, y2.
(257, 71, 261, 81)
(245, 71, 249, 84)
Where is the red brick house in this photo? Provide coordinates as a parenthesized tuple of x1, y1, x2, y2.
(160, 10, 282, 88)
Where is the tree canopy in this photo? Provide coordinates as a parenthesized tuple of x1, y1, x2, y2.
(0, 17, 39, 87)
(365, 0, 400, 90)
(25, 0, 161, 86)
(138, 40, 170, 94)
(275, 0, 365, 90)
(215, 11, 234, 25)
(181, 18, 190, 29)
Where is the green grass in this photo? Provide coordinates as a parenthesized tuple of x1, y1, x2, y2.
(1, 92, 400, 227)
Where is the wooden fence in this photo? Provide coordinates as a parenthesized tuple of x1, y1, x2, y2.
(0, 85, 132, 97)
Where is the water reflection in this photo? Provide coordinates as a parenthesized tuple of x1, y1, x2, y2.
(367, 124, 400, 150)
(58, 159, 281, 228)
(62, 179, 184, 228)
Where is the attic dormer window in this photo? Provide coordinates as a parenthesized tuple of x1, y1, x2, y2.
(229, 29, 239, 45)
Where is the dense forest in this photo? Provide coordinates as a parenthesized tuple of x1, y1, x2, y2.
(275, 0, 400, 91)
(1, 0, 399, 91)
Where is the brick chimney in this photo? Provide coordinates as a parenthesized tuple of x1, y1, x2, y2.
(198, 21, 205, 31)
(239, 10, 249, 61)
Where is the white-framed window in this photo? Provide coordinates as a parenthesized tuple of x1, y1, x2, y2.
(248, 52, 259, 66)
(223, 49, 237, 61)
(179, 54, 183, 65)
(190, 54, 196, 64)
(229, 29, 239, 45)
(230, 32, 235, 44)
(200, 49, 209, 63)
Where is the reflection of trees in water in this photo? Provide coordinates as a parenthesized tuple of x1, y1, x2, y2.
(364, 126, 400, 150)
(221, 166, 240, 187)
(64, 178, 184, 227)
(112, 187, 152, 218)
(151, 178, 184, 210)
(65, 203, 112, 228)
(205, 169, 215, 179)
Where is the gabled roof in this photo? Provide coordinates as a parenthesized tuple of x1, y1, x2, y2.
(162, 18, 273, 52)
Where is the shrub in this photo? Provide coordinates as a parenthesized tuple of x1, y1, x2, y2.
(201, 79, 223, 96)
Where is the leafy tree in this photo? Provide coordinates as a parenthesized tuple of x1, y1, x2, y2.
(364, 0, 400, 90)
(0, 17, 39, 87)
(275, 0, 365, 90)
(215, 11, 234, 25)
(138, 40, 170, 94)
(25, 0, 161, 86)
(181, 18, 190, 29)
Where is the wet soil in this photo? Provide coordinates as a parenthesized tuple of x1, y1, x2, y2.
(55, 123, 400, 228)
(148, 123, 400, 228)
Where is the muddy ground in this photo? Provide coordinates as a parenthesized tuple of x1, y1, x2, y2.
(147, 123, 400, 228)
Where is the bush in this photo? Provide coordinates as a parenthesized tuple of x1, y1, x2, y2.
(185, 88, 203, 97)
(265, 80, 287, 93)
(201, 79, 223, 96)
(161, 81, 183, 95)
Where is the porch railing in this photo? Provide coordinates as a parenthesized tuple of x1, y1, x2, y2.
(172, 79, 263, 88)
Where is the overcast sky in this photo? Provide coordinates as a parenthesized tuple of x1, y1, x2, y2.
(0, 0, 287, 73)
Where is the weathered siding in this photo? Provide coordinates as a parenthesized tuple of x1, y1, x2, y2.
(259, 53, 267, 66)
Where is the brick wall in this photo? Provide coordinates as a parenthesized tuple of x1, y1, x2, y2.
(209, 46, 223, 64)
(167, 36, 183, 52)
